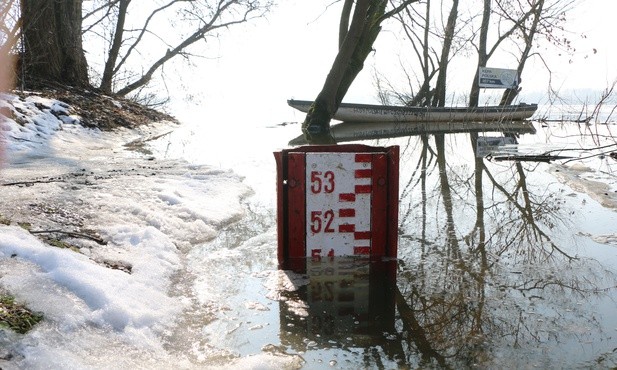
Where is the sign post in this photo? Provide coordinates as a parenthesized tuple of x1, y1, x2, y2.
(274, 144, 399, 269)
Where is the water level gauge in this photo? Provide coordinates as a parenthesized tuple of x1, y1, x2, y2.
(275, 144, 399, 268)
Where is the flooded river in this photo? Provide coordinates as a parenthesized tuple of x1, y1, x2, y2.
(154, 119, 617, 369)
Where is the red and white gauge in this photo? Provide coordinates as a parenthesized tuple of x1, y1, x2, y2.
(305, 152, 373, 259)
(275, 144, 399, 268)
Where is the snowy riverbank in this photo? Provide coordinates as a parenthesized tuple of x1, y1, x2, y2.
(0, 92, 305, 369)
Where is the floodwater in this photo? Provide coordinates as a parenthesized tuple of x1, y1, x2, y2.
(154, 119, 617, 369)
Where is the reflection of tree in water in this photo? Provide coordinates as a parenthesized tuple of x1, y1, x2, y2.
(394, 133, 617, 368)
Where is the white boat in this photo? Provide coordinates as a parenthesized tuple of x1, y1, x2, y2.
(288, 99, 537, 123)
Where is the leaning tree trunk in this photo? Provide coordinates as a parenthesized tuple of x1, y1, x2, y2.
(468, 0, 491, 108)
(432, 0, 458, 107)
(21, 0, 89, 87)
(301, 0, 418, 144)
(500, 0, 544, 106)
(302, 0, 387, 144)
(100, 0, 130, 94)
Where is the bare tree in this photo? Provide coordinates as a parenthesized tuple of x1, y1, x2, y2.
(377, 0, 575, 110)
(84, 0, 272, 97)
(431, 0, 459, 107)
(98, 0, 130, 94)
(302, 0, 420, 144)
(498, 0, 576, 105)
(15, 0, 271, 97)
(392, 0, 463, 107)
(393, 1, 438, 106)
(375, 0, 482, 110)
(468, 0, 575, 107)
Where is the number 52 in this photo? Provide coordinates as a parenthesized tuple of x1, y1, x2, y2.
(310, 210, 335, 233)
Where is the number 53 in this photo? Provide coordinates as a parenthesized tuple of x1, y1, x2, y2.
(310, 171, 335, 194)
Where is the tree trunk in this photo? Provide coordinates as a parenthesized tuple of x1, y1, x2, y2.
(100, 0, 131, 94)
(468, 0, 490, 108)
(500, 0, 544, 106)
(303, 0, 389, 144)
(301, 0, 418, 144)
(339, 0, 354, 49)
(21, 0, 89, 87)
(302, 0, 372, 144)
(432, 0, 458, 107)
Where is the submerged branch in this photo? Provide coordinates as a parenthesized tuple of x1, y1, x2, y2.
(29, 229, 107, 245)
(2, 179, 65, 186)
(487, 154, 574, 162)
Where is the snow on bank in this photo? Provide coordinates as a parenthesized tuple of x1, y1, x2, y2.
(0, 92, 263, 368)
(549, 162, 617, 209)
(0, 93, 69, 152)
(0, 225, 181, 332)
(523, 122, 617, 210)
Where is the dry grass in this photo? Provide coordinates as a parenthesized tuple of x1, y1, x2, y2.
(0, 294, 43, 334)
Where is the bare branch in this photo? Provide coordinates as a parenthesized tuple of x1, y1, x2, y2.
(116, 0, 268, 96)
(82, 1, 121, 34)
(83, 0, 121, 21)
(112, 0, 191, 78)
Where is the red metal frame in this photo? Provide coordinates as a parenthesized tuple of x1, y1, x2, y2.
(275, 144, 399, 268)
(286, 153, 306, 259)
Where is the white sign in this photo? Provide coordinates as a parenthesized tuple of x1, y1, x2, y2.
(478, 67, 519, 89)
(305, 153, 372, 258)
